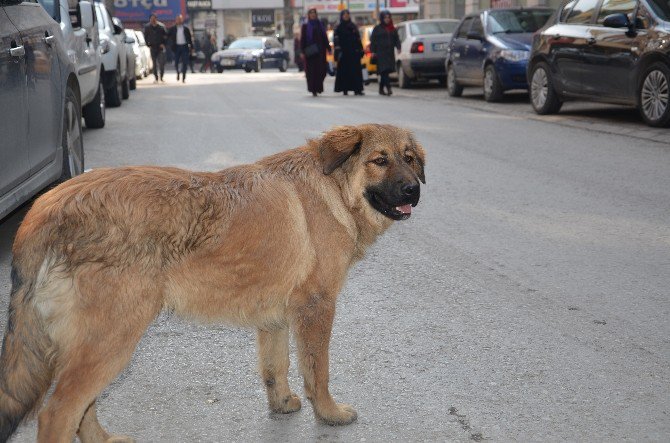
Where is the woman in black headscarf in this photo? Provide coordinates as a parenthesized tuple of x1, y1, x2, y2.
(300, 8, 330, 96)
(333, 9, 364, 96)
(370, 10, 400, 96)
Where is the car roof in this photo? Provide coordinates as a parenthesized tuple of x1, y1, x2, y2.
(464, 7, 554, 18)
(397, 18, 459, 25)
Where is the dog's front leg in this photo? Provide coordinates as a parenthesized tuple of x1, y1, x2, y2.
(257, 326, 302, 413)
(293, 294, 357, 425)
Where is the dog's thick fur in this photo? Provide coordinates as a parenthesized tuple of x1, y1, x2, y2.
(0, 124, 425, 442)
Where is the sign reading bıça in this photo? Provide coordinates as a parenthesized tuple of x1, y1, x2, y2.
(113, 0, 184, 22)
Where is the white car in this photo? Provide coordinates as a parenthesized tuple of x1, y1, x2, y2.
(395, 19, 460, 88)
(135, 30, 153, 78)
(114, 18, 136, 90)
(94, 1, 129, 107)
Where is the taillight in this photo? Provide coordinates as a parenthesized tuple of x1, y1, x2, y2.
(411, 42, 424, 54)
(365, 43, 371, 55)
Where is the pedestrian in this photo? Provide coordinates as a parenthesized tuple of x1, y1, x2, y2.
(200, 35, 216, 73)
(333, 9, 364, 96)
(370, 10, 400, 96)
(167, 15, 193, 83)
(300, 8, 330, 97)
(144, 14, 167, 83)
(294, 30, 304, 72)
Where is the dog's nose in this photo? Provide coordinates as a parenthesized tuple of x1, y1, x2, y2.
(401, 183, 419, 196)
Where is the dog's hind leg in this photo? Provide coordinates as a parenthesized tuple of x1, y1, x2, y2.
(292, 294, 357, 425)
(78, 400, 136, 443)
(257, 327, 301, 413)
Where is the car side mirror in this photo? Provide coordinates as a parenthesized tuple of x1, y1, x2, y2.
(113, 23, 123, 35)
(79, 1, 94, 30)
(466, 31, 483, 41)
(602, 13, 629, 28)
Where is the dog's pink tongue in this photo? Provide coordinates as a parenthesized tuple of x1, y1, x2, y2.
(396, 204, 412, 215)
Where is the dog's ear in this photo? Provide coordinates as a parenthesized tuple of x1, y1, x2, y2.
(411, 138, 426, 184)
(319, 126, 362, 175)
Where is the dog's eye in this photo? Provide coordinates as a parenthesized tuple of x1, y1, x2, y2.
(373, 157, 388, 166)
(404, 155, 414, 164)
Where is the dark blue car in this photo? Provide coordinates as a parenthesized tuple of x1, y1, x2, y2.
(211, 36, 290, 73)
(445, 8, 553, 102)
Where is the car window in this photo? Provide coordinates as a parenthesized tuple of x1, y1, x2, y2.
(565, 0, 600, 23)
(397, 25, 406, 41)
(456, 17, 474, 38)
(647, 0, 670, 19)
(229, 39, 263, 49)
(409, 21, 458, 35)
(597, 0, 637, 23)
(488, 10, 553, 33)
(471, 17, 484, 35)
(37, 0, 58, 21)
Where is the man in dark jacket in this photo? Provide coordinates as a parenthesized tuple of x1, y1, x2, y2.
(167, 15, 193, 83)
(144, 14, 167, 83)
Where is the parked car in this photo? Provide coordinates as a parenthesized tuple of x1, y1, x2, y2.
(446, 8, 553, 101)
(360, 24, 377, 79)
(38, 0, 105, 128)
(395, 18, 460, 88)
(1, 0, 84, 220)
(114, 18, 136, 90)
(211, 36, 289, 73)
(135, 29, 153, 78)
(124, 28, 147, 84)
(528, 0, 670, 127)
(94, 1, 129, 106)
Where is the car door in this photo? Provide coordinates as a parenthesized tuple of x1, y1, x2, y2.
(72, 0, 98, 100)
(548, 0, 600, 95)
(4, 0, 61, 173)
(582, 0, 646, 99)
(461, 15, 485, 83)
(449, 16, 473, 79)
(0, 4, 30, 197)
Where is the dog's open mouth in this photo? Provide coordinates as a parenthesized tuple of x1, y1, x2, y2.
(365, 191, 415, 221)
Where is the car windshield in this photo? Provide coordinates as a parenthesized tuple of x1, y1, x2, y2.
(488, 10, 553, 34)
(229, 39, 263, 49)
(410, 21, 458, 35)
(647, 0, 670, 19)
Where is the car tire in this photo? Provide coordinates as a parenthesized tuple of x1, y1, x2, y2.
(279, 58, 288, 72)
(446, 63, 463, 97)
(129, 75, 136, 90)
(254, 58, 261, 72)
(82, 80, 105, 129)
(105, 69, 122, 108)
(244, 66, 252, 73)
(217, 65, 224, 73)
(121, 75, 130, 99)
(638, 62, 670, 127)
(58, 86, 84, 183)
(529, 62, 562, 115)
(483, 64, 504, 102)
(398, 62, 411, 89)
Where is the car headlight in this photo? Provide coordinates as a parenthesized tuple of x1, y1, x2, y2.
(242, 53, 255, 60)
(100, 38, 110, 55)
(499, 50, 529, 62)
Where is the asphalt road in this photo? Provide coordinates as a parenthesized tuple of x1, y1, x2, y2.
(1, 69, 668, 442)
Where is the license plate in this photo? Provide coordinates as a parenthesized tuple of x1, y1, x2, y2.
(222, 59, 235, 66)
(433, 42, 448, 51)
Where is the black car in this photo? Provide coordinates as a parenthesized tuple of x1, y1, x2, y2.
(211, 36, 289, 73)
(528, 0, 670, 127)
(446, 8, 554, 102)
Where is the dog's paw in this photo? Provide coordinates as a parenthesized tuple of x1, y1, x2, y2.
(105, 435, 136, 443)
(271, 393, 302, 414)
(317, 403, 358, 426)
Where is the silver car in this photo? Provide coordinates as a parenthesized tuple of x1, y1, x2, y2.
(395, 19, 460, 88)
(1, 0, 84, 220)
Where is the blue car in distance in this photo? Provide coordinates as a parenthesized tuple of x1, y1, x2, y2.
(446, 8, 553, 102)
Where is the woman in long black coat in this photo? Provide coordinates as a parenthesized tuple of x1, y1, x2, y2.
(300, 9, 330, 96)
(333, 9, 364, 96)
(370, 10, 401, 96)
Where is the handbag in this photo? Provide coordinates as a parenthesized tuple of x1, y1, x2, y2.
(304, 43, 319, 58)
(361, 65, 369, 82)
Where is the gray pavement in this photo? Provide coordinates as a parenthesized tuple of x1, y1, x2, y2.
(1, 70, 668, 442)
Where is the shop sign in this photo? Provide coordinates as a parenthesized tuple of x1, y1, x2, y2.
(114, 0, 184, 22)
(187, 0, 212, 9)
(251, 9, 275, 27)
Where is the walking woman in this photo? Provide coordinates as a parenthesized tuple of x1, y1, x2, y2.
(370, 10, 400, 96)
(300, 8, 330, 96)
(334, 9, 364, 96)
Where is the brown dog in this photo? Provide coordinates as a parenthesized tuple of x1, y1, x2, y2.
(0, 124, 425, 442)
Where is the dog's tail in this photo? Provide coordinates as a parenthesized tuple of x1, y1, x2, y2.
(0, 263, 54, 442)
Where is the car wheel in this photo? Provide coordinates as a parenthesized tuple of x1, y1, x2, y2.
(82, 80, 105, 129)
(59, 86, 84, 183)
(244, 65, 252, 73)
(254, 58, 261, 72)
(105, 69, 122, 107)
(447, 63, 463, 97)
(529, 62, 562, 115)
(638, 62, 670, 127)
(398, 62, 411, 89)
(483, 65, 504, 102)
(279, 58, 288, 72)
(217, 65, 224, 73)
(129, 75, 136, 90)
(121, 75, 130, 99)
